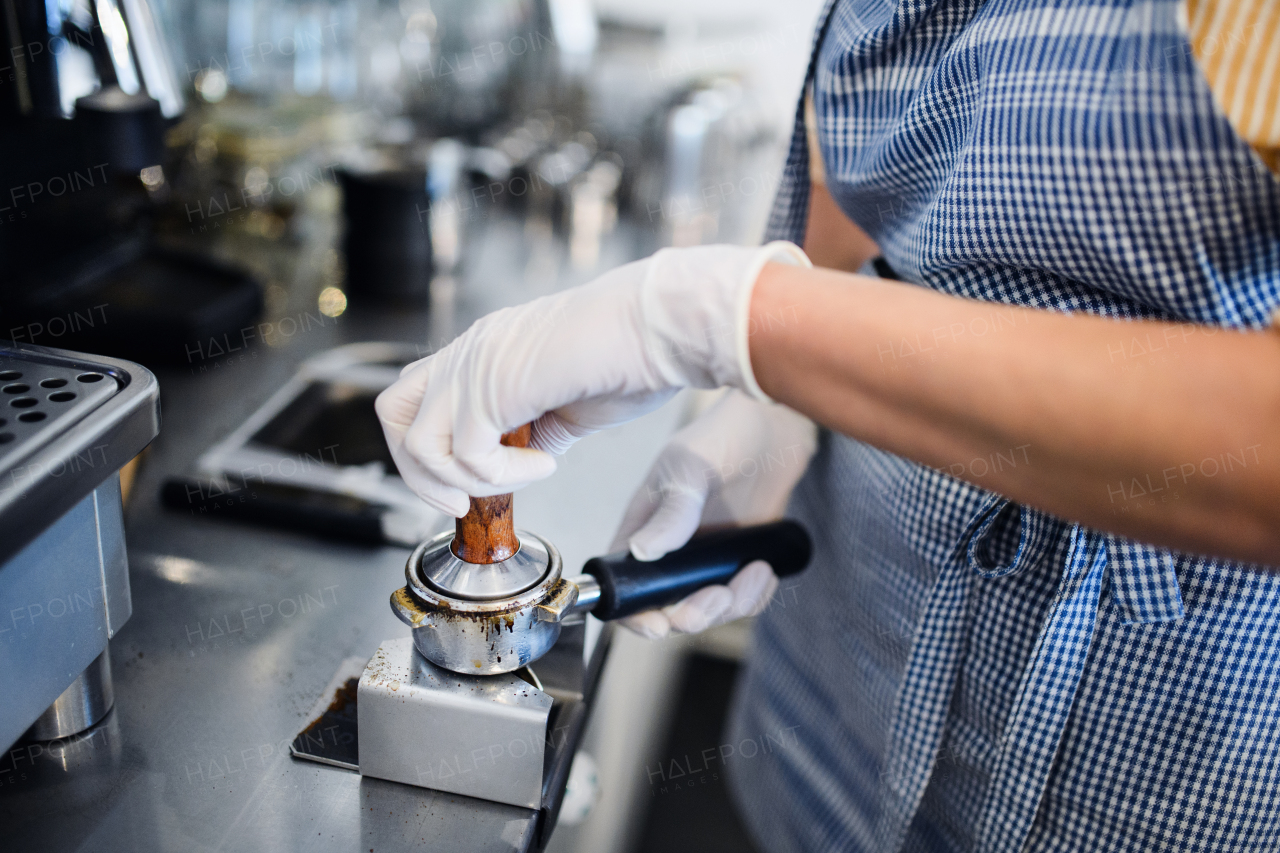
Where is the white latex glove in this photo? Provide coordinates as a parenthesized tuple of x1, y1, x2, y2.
(611, 389, 818, 639)
(376, 242, 810, 517)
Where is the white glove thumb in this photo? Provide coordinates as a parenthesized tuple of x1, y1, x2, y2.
(627, 487, 707, 561)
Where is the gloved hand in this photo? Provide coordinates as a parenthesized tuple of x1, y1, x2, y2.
(611, 389, 818, 639)
(376, 242, 810, 517)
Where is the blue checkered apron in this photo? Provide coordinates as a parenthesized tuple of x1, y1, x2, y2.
(724, 1, 1280, 851)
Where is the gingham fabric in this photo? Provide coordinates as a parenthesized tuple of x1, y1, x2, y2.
(724, 1, 1280, 851)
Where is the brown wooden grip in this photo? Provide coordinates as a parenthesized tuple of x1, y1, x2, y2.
(450, 424, 532, 564)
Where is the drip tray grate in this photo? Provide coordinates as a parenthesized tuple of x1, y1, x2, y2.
(0, 355, 120, 477)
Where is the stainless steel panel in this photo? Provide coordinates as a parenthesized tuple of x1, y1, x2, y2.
(95, 477, 132, 638)
(358, 638, 554, 809)
(0, 487, 115, 749)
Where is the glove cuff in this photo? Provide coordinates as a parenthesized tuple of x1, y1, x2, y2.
(640, 241, 811, 397)
(736, 241, 811, 402)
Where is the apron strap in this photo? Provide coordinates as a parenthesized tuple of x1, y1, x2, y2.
(975, 525, 1110, 851)
(871, 495, 995, 851)
(874, 499, 1185, 852)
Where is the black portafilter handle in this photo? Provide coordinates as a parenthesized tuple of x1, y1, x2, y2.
(582, 520, 812, 622)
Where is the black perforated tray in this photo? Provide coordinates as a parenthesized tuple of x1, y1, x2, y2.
(0, 342, 160, 564)
(0, 357, 118, 474)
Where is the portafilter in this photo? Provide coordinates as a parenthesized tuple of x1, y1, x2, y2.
(392, 425, 812, 674)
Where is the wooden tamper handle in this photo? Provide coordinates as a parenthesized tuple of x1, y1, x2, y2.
(450, 424, 532, 564)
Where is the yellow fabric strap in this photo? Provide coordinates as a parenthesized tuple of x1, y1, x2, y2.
(1185, 0, 1280, 174)
(804, 83, 826, 185)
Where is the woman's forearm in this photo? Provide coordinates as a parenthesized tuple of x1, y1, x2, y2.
(749, 262, 1280, 565)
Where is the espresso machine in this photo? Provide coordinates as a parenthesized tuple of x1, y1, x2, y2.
(292, 425, 811, 840)
(0, 341, 159, 750)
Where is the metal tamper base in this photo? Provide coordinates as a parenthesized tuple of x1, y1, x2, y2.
(355, 637, 554, 809)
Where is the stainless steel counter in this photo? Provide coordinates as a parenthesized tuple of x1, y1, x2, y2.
(0, 215, 681, 852)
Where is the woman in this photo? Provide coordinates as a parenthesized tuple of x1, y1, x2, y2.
(377, 0, 1280, 849)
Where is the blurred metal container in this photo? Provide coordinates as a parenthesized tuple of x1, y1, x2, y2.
(338, 165, 433, 303)
(638, 77, 781, 248)
(173, 0, 568, 137)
